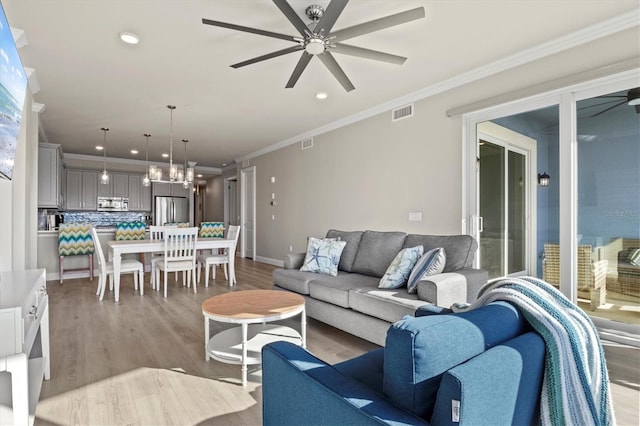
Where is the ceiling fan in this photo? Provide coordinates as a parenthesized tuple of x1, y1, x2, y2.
(585, 87, 640, 118)
(202, 0, 425, 92)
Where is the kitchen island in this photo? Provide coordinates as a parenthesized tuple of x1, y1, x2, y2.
(37, 228, 148, 281)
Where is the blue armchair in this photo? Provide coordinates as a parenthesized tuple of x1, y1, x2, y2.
(262, 302, 545, 425)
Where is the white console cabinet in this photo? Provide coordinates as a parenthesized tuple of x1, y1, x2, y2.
(0, 269, 50, 426)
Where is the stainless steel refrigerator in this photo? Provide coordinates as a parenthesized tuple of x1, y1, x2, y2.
(154, 196, 189, 225)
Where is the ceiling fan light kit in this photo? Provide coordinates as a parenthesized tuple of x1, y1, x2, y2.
(202, 0, 425, 92)
(627, 88, 640, 106)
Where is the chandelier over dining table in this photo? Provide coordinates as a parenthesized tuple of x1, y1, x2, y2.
(148, 105, 195, 187)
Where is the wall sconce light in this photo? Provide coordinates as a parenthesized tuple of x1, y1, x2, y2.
(538, 172, 550, 187)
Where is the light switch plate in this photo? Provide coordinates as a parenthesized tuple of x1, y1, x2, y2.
(408, 211, 423, 221)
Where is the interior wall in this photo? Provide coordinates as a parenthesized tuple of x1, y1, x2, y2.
(204, 175, 224, 221)
(0, 90, 39, 272)
(241, 27, 639, 264)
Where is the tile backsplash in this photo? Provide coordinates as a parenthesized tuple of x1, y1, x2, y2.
(63, 211, 150, 228)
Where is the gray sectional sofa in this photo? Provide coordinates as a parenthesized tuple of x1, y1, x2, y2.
(272, 229, 488, 345)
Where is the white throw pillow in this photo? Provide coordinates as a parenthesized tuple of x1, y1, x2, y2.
(378, 245, 424, 289)
(300, 238, 347, 276)
(407, 247, 446, 293)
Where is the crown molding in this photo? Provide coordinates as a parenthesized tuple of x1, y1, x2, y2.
(235, 8, 640, 163)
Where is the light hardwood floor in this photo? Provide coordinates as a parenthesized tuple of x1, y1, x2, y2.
(35, 258, 639, 425)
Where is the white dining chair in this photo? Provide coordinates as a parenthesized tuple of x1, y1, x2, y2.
(90, 226, 144, 301)
(149, 225, 178, 290)
(197, 225, 241, 287)
(155, 227, 199, 298)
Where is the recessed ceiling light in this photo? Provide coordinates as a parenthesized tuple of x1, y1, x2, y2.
(315, 92, 328, 100)
(197, 174, 203, 178)
(162, 153, 169, 158)
(119, 32, 140, 45)
(130, 149, 138, 155)
(222, 163, 227, 167)
(95, 145, 104, 151)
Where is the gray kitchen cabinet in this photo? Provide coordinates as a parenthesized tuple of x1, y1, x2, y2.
(128, 174, 151, 211)
(37, 144, 64, 209)
(97, 172, 129, 197)
(152, 181, 190, 198)
(66, 170, 98, 211)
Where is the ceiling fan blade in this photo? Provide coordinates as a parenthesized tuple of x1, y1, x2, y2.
(577, 99, 625, 111)
(314, 0, 349, 36)
(330, 7, 425, 43)
(331, 43, 406, 65)
(202, 18, 298, 42)
(590, 100, 626, 118)
(317, 51, 355, 92)
(231, 45, 304, 68)
(285, 52, 313, 88)
(273, 0, 311, 37)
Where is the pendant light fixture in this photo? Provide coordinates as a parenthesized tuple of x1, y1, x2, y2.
(142, 133, 151, 187)
(148, 105, 193, 187)
(100, 127, 110, 185)
(181, 139, 192, 189)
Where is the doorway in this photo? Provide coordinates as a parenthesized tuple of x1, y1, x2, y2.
(224, 177, 238, 228)
(476, 121, 536, 279)
(240, 166, 256, 259)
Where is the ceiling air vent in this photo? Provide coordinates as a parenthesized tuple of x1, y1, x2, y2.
(392, 104, 414, 122)
(301, 138, 314, 150)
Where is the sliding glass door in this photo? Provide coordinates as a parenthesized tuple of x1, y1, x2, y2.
(464, 70, 639, 337)
(477, 138, 528, 278)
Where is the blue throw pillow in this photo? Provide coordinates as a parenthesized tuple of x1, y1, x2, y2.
(300, 238, 347, 276)
(378, 246, 424, 289)
(407, 247, 446, 293)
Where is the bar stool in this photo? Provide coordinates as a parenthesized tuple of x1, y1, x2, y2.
(58, 223, 94, 283)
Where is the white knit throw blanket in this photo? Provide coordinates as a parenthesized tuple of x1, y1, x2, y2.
(452, 276, 615, 426)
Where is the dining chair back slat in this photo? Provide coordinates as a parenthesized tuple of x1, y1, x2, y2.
(156, 227, 199, 297)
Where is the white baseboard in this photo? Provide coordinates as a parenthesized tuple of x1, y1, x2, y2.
(255, 256, 284, 267)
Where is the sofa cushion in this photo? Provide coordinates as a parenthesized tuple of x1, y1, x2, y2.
(407, 247, 446, 293)
(272, 269, 320, 295)
(326, 230, 363, 272)
(300, 238, 347, 276)
(352, 231, 407, 278)
(309, 273, 380, 308)
(379, 245, 424, 289)
(383, 301, 528, 420)
(403, 234, 477, 272)
(349, 287, 426, 323)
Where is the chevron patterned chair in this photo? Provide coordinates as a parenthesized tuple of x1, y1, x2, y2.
(116, 221, 147, 266)
(199, 221, 225, 239)
(115, 221, 147, 241)
(58, 222, 94, 283)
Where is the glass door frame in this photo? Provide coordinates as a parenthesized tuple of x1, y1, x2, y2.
(462, 68, 639, 341)
(477, 124, 536, 278)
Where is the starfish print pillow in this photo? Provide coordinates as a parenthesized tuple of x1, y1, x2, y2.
(300, 237, 347, 276)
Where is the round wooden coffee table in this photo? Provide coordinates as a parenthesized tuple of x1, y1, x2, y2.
(202, 289, 306, 386)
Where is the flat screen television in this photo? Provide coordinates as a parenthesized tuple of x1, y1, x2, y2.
(0, 1, 28, 180)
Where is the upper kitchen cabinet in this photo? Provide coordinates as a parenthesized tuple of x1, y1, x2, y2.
(66, 170, 98, 211)
(128, 174, 151, 211)
(97, 172, 129, 198)
(38, 144, 64, 209)
(152, 182, 190, 198)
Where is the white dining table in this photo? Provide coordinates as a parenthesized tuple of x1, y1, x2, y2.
(107, 238, 237, 302)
